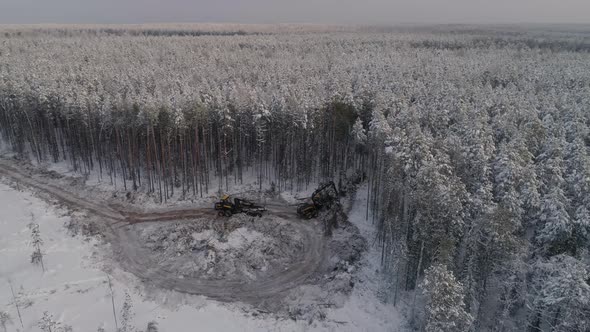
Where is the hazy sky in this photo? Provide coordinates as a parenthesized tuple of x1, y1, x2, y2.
(1, 0, 589, 24)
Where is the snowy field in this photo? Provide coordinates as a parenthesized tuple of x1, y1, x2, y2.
(0, 179, 403, 331)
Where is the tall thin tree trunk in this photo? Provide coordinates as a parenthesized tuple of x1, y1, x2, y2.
(8, 280, 24, 329)
(410, 240, 425, 324)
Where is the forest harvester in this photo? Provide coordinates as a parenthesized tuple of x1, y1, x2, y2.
(297, 181, 339, 219)
(214, 195, 266, 217)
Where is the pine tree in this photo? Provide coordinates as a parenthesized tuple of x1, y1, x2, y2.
(415, 155, 467, 247)
(422, 264, 473, 332)
(571, 206, 590, 253)
(536, 186, 572, 256)
(351, 117, 367, 146)
(493, 140, 532, 227)
(474, 206, 520, 288)
(531, 255, 590, 332)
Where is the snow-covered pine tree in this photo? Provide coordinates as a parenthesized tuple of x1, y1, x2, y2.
(351, 116, 367, 173)
(493, 141, 525, 228)
(536, 185, 572, 256)
(422, 263, 473, 332)
(351, 117, 367, 146)
(530, 255, 590, 332)
(563, 137, 590, 255)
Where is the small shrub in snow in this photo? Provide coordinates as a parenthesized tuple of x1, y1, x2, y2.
(0, 311, 12, 332)
(118, 292, 134, 332)
(28, 220, 45, 271)
(146, 321, 159, 332)
(38, 312, 60, 332)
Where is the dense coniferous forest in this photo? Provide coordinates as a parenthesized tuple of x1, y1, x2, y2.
(0, 25, 589, 331)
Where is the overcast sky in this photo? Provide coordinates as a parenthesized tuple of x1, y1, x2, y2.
(1, 0, 589, 24)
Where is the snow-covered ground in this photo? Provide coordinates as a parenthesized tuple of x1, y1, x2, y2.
(325, 184, 405, 331)
(0, 179, 404, 331)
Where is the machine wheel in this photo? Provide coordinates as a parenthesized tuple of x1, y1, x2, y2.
(224, 210, 233, 217)
(218, 211, 225, 217)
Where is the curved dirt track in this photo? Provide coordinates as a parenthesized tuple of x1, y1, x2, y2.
(0, 159, 325, 304)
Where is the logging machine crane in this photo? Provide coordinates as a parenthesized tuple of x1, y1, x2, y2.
(297, 181, 339, 219)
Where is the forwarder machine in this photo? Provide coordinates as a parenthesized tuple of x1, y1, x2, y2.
(297, 181, 339, 219)
(215, 195, 266, 217)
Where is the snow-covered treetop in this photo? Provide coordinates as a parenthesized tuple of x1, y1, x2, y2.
(1, 27, 588, 130)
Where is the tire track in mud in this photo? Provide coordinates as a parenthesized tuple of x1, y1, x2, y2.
(0, 159, 325, 304)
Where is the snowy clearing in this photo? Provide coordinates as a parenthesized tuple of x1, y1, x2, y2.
(0, 170, 404, 331)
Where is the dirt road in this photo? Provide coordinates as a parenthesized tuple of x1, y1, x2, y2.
(0, 159, 325, 305)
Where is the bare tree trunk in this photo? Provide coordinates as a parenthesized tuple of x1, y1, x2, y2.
(8, 280, 24, 329)
(106, 274, 118, 331)
(410, 240, 425, 324)
(23, 110, 41, 163)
